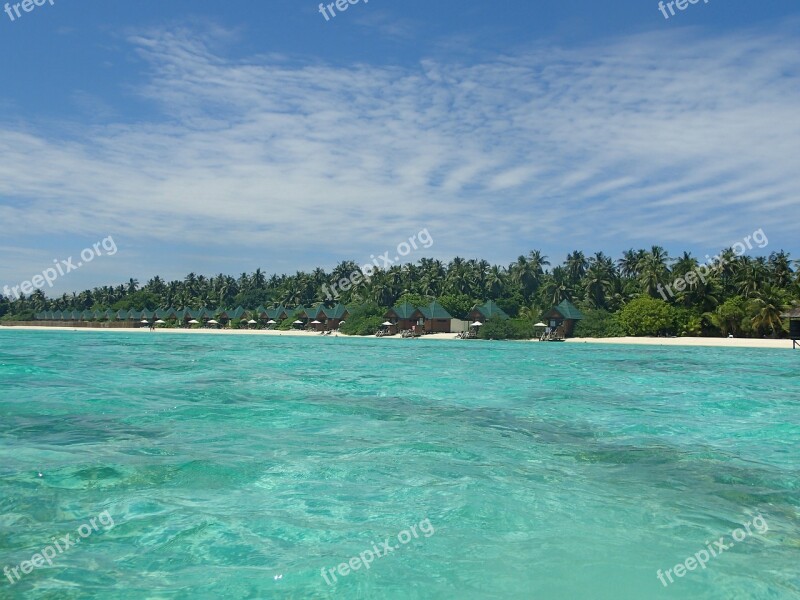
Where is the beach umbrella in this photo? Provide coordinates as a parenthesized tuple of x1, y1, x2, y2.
(140, 319, 150, 324)
(155, 319, 166, 324)
(382, 321, 393, 326)
(267, 319, 276, 324)
(208, 319, 219, 324)
(248, 319, 257, 324)
(188, 319, 199, 324)
(533, 322, 547, 327)
(470, 321, 483, 327)
(293, 320, 303, 324)
(311, 320, 321, 324)
(339, 320, 346, 324)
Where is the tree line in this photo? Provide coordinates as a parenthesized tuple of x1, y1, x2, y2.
(1, 247, 797, 337)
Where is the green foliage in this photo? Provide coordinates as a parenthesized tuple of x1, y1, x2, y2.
(573, 309, 624, 338)
(396, 293, 430, 308)
(617, 297, 677, 336)
(0, 310, 35, 322)
(673, 307, 703, 337)
(277, 317, 296, 330)
(497, 293, 523, 318)
(339, 303, 385, 336)
(705, 296, 749, 337)
(477, 317, 533, 340)
(110, 291, 160, 311)
(11, 243, 798, 339)
(438, 293, 473, 319)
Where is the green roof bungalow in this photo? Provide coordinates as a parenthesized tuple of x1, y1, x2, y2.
(302, 305, 327, 331)
(82, 310, 95, 321)
(782, 308, 800, 350)
(141, 309, 155, 320)
(323, 303, 349, 330)
(155, 308, 178, 320)
(284, 306, 304, 322)
(414, 301, 453, 334)
(384, 302, 417, 334)
(543, 299, 584, 338)
(469, 300, 509, 323)
(262, 305, 291, 322)
(216, 306, 245, 326)
(102, 309, 115, 321)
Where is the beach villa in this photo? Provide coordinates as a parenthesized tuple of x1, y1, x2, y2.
(384, 302, 417, 335)
(469, 300, 510, 323)
(542, 299, 584, 339)
(323, 303, 349, 330)
(414, 301, 453, 334)
(783, 308, 800, 349)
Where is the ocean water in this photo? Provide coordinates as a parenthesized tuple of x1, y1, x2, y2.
(0, 330, 798, 600)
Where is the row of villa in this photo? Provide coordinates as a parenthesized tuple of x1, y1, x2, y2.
(32, 299, 585, 336)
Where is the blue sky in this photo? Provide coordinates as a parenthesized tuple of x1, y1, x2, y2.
(1, 0, 798, 295)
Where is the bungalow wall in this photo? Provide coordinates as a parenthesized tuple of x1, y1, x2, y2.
(425, 318, 451, 333)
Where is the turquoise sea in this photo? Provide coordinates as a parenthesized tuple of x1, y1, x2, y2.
(0, 330, 798, 599)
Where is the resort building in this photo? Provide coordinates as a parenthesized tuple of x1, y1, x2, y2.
(323, 303, 349, 330)
(414, 301, 453, 333)
(384, 302, 418, 335)
(469, 300, 510, 323)
(783, 308, 800, 349)
(542, 299, 584, 338)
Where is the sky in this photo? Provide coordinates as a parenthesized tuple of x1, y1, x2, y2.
(1, 0, 798, 296)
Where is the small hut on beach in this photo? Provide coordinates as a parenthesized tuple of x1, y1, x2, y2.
(542, 299, 584, 339)
(469, 300, 510, 323)
(323, 303, 349, 330)
(782, 308, 800, 349)
(384, 302, 417, 334)
(414, 301, 453, 334)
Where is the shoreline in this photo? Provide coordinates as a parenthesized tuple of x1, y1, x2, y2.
(0, 326, 794, 349)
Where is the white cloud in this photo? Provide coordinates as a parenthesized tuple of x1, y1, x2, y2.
(1, 23, 798, 289)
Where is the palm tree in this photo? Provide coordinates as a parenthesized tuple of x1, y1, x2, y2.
(584, 257, 614, 309)
(768, 251, 793, 287)
(485, 265, 506, 300)
(565, 251, 588, 286)
(750, 285, 787, 337)
(618, 249, 645, 279)
(638, 246, 670, 298)
(541, 266, 570, 305)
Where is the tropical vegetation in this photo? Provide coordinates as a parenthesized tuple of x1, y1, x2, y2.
(2, 247, 798, 338)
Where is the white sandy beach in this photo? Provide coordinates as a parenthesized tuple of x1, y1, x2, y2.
(1, 326, 795, 349)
